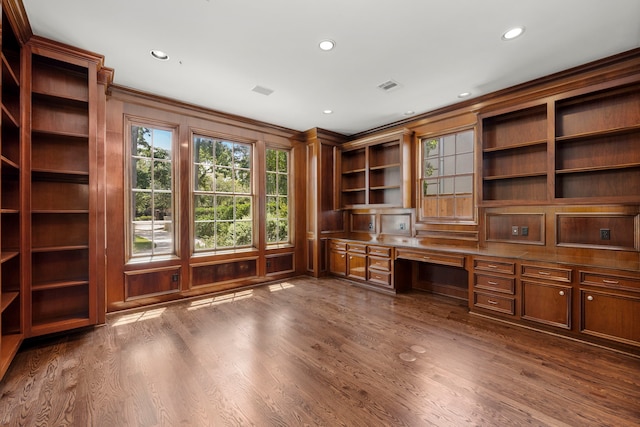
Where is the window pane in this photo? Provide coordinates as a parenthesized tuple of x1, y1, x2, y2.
(266, 196, 277, 218)
(153, 160, 172, 190)
(215, 140, 233, 167)
(442, 156, 455, 175)
(132, 126, 151, 157)
(132, 222, 153, 256)
(235, 169, 251, 194)
(278, 219, 288, 242)
(266, 219, 278, 243)
(424, 159, 438, 178)
(194, 222, 215, 250)
(424, 138, 439, 159)
(215, 222, 233, 248)
(194, 137, 214, 164)
(456, 130, 474, 154)
(443, 135, 456, 156)
(194, 195, 214, 220)
(456, 152, 474, 174)
(278, 174, 288, 196)
(132, 159, 152, 189)
(236, 196, 251, 220)
(441, 177, 454, 194)
(455, 175, 473, 194)
(278, 196, 288, 218)
(216, 196, 234, 221)
(195, 164, 214, 191)
(234, 144, 251, 169)
(277, 151, 288, 173)
(132, 191, 152, 221)
(153, 129, 172, 159)
(235, 221, 252, 246)
(155, 192, 172, 220)
(215, 167, 233, 192)
(266, 149, 277, 172)
(266, 172, 277, 195)
(424, 179, 438, 196)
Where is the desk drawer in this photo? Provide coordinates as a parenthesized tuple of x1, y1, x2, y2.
(522, 264, 571, 282)
(475, 274, 515, 294)
(396, 248, 465, 268)
(369, 257, 391, 271)
(369, 270, 392, 288)
(474, 292, 515, 315)
(368, 245, 392, 257)
(347, 243, 367, 254)
(580, 271, 640, 291)
(474, 259, 515, 275)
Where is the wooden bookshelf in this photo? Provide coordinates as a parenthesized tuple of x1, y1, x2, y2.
(340, 129, 412, 209)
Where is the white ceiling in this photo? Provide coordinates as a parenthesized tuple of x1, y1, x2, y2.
(22, 0, 640, 136)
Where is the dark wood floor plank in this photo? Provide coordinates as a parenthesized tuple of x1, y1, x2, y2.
(1, 276, 639, 426)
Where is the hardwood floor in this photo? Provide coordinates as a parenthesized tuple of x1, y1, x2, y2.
(1, 276, 639, 426)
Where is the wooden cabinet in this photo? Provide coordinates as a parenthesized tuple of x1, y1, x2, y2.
(472, 257, 517, 316)
(579, 270, 640, 348)
(340, 129, 412, 209)
(521, 263, 572, 329)
(24, 41, 101, 337)
(0, 6, 23, 380)
(328, 240, 347, 276)
(329, 239, 397, 291)
(346, 243, 367, 281)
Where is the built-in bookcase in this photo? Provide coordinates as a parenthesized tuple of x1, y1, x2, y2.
(340, 129, 412, 209)
(480, 79, 640, 206)
(26, 46, 96, 336)
(0, 6, 22, 379)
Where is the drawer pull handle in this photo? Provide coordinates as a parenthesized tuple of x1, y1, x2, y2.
(559, 290, 565, 296)
(423, 256, 430, 260)
(539, 271, 551, 275)
(341, 255, 345, 258)
(602, 279, 619, 285)
(487, 264, 498, 269)
(587, 295, 594, 301)
(488, 299, 498, 305)
(487, 281, 498, 285)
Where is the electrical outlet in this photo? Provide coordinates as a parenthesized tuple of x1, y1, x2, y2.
(600, 228, 611, 240)
(368, 223, 373, 230)
(521, 226, 528, 236)
(171, 273, 179, 282)
(511, 226, 519, 236)
(399, 223, 406, 230)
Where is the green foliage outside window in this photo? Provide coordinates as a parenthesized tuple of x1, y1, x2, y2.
(266, 148, 289, 244)
(194, 136, 253, 251)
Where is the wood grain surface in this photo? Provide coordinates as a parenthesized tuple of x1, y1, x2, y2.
(1, 277, 639, 426)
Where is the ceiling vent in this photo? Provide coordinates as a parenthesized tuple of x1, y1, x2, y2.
(251, 85, 274, 96)
(377, 79, 401, 92)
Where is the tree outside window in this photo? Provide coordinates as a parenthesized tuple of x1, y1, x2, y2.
(130, 125, 174, 257)
(266, 148, 290, 245)
(194, 136, 253, 251)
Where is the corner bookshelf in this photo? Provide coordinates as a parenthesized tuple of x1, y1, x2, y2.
(0, 6, 23, 379)
(340, 129, 412, 209)
(25, 43, 98, 336)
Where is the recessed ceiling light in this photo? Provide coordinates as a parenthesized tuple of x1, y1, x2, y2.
(502, 26, 525, 41)
(458, 92, 471, 98)
(319, 40, 335, 51)
(323, 109, 333, 114)
(151, 50, 169, 60)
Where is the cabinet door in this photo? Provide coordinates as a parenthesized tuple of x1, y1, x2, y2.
(521, 281, 571, 329)
(581, 289, 640, 347)
(329, 250, 347, 276)
(347, 253, 367, 280)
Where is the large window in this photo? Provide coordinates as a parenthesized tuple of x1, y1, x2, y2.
(193, 136, 253, 251)
(420, 129, 474, 221)
(266, 148, 290, 245)
(130, 124, 175, 258)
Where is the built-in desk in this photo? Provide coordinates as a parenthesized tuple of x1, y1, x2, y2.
(328, 238, 640, 356)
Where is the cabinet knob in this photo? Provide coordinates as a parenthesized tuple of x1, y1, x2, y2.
(558, 290, 565, 296)
(587, 295, 594, 301)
